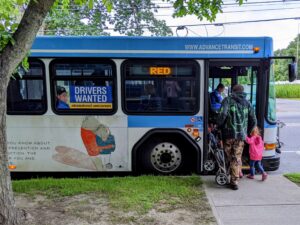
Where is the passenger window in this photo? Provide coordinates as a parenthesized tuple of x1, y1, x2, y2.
(7, 60, 47, 115)
(123, 60, 200, 114)
(50, 59, 116, 114)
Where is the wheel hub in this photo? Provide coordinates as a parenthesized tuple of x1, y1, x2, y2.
(150, 142, 182, 173)
(160, 152, 172, 163)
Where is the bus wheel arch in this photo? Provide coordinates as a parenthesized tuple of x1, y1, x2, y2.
(132, 129, 201, 174)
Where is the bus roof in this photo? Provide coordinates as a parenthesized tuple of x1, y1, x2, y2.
(31, 36, 273, 59)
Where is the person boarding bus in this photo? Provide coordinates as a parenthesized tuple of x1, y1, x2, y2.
(210, 83, 225, 112)
(217, 84, 257, 190)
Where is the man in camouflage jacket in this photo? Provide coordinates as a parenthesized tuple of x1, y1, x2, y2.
(217, 84, 257, 190)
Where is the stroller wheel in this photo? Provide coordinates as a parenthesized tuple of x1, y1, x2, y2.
(204, 160, 215, 171)
(215, 172, 228, 186)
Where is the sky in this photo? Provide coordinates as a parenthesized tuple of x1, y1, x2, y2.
(153, 0, 300, 51)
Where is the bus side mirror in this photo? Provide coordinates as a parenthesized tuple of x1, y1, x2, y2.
(288, 62, 297, 82)
(269, 56, 297, 82)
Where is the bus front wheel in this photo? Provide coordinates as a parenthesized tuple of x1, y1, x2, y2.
(143, 139, 183, 174)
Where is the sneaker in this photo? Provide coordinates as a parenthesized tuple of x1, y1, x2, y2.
(239, 171, 244, 178)
(247, 174, 254, 179)
(262, 173, 268, 181)
(230, 184, 239, 190)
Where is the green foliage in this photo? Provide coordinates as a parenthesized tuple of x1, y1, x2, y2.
(0, 0, 114, 48)
(0, 0, 28, 51)
(221, 78, 231, 86)
(0, 0, 30, 73)
(171, 0, 244, 22)
(275, 84, 300, 98)
(284, 173, 300, 185)
(13, 175, 203, 213)
(44, 0, 247, 38)
(0, 0, 114, 75)
(112, 0, 172, 36)
(46, 0, 172, 36)
(45, 1, 111, 36)
(0, 0, 26, 24)
(0, 32, 13, 51)
(274, 34, 300, 81)
(101, 0, 112, 11)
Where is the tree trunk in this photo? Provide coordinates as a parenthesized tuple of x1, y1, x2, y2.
(0, 73, 24, 225)
(0, 0, 55, 224)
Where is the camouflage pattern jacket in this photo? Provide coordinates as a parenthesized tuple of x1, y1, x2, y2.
(217, 92, 257, 141)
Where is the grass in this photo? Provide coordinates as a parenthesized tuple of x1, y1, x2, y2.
(284, 173, 300, 185)
(275, 84, 300, 98)
(13, 175, 204, 214)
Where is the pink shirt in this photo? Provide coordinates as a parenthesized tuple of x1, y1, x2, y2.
(245, 135, 264, 161)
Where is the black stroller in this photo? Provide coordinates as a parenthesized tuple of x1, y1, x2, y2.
(204, 128, 229, 186)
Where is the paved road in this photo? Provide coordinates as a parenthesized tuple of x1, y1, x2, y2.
(275, 99, 300, 174)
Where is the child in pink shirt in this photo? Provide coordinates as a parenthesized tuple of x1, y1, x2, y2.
(245, 126, 268, 181)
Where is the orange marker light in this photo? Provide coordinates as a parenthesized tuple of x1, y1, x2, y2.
(192, 129, 199, 137)
(8, 164, 17, 170)
(149, 67, 172, 75)
(264, 143, 276, 150)
(253, 47, 260, 53)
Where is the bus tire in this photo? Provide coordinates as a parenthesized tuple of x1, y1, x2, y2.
(142, 138, 184, 174)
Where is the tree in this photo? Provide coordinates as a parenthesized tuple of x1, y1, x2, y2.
(0, 0, 242, 224)
(43, 1, 111, 35)
(1, 2, 57, 224)
(44, 0, 172, 36)
(111, 0, 172, 36)
(274, 34, 300, 81)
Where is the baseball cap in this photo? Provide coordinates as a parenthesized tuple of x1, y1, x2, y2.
(57, 86, 67, 95)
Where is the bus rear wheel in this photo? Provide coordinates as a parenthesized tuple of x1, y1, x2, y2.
(143, 139, 183, 174)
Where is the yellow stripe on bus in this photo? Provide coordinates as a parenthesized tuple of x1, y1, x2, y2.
(69, 103, 113, 109)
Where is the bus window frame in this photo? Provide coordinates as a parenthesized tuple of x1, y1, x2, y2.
(264, 59, 277, 125)
(7, 58, 48, 115)
(121, 59, 200, 115)
(50, 58, 117, 115)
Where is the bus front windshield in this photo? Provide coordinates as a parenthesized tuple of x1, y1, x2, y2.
(267, 63, 276, 122)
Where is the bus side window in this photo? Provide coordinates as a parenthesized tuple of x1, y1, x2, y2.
(50, 59, 116, 115)
(7, 80, 24, 111)
(123, 60, 200, 114)
(7, 60, 47, 115)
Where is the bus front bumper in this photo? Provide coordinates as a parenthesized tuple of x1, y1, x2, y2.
(262, 153, 280, 171)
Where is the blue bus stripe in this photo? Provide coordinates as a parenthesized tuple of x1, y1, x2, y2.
(128, 116, 203, 130)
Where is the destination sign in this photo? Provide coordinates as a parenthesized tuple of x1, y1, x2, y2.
(149, 67, 172, 76)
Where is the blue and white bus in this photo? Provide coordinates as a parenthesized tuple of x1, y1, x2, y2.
(6, 36, 296, 174)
